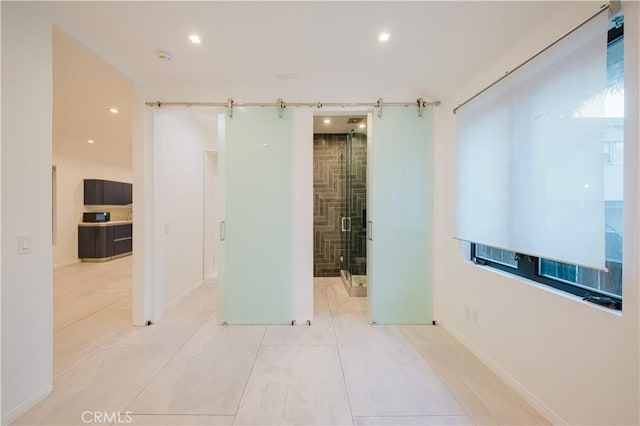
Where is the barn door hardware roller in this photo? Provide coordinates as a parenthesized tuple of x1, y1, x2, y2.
(277, 98, 286, 118)
(226, 98, 234, 118)
(375, 98, 383, 118)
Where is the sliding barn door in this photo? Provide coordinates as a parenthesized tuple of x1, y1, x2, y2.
(368, 107, 434, 324)
(218, 107, 292, 324)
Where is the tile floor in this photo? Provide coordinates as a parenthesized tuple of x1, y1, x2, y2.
(15, 266, 550, 426)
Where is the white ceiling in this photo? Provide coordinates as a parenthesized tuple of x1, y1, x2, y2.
(53, 26, 133, 169)
(50, 1, 598, 105)
(50, 1, 598, 169)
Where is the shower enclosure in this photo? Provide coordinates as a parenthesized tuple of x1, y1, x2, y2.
(340, 130, 368, 296)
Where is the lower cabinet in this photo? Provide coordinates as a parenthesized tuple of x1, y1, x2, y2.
(113, 224, 133, 256)
(78, 223, 132, 260)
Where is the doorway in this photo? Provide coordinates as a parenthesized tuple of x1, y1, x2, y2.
(313, 115, 368, 297)
(51, 25, 135, 375)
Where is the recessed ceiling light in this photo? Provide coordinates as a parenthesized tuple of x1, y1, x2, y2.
(87, 139, 95, 144)
(324, 118, 331, 124)
(378, 32, 391, 42)
(189, 34, 202, 44)
(108, 108, 119, 114)
(359, 123, 366, 129)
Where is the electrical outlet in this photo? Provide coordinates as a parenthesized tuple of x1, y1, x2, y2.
(472, 310, 479, 326)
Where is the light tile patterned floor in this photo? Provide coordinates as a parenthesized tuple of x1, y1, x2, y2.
(15, 262, 550, 426)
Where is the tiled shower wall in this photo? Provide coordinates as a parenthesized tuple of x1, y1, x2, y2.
(313, 133, 367, 277)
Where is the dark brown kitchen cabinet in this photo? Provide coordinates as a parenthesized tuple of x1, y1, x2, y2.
(123, 182, 133, 204)
(113, 224, 133, 256)
(78, 223, 132, 260)
(84, 179, 133, 205)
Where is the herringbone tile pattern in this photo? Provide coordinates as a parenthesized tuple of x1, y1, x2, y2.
(313, 133, 367, 277)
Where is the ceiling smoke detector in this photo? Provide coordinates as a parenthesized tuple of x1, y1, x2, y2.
(155, 50, 173, 63)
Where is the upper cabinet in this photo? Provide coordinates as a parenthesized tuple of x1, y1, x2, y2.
(84, 179, 133, 205)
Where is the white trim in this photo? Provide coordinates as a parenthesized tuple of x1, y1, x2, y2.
(1, 384, 52, 425)
(163, 280, 204, 312)
(291, 108, 314, 324)
(204, 272, 218, 286)
(440, 320, 566, 426)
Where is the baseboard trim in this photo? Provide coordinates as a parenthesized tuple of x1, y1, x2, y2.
(1, 384, 52, 425)
(164, 279, 204, 312)
(204, 272, 218, 285)
(439, 320, 567, 426)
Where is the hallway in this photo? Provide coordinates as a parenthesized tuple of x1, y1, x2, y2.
(16, 268, 548, 425)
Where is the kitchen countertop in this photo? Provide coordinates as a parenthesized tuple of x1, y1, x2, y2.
(78, 220, 133, 227)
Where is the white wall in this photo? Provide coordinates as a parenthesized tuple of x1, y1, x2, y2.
(433, 3, 639, 425)
(1, 2, 54, 423)
(153, 109, 217, 314)
(52, 154, 132, 268)
(203, 150, 218, 281)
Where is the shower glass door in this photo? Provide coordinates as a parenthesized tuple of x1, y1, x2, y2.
(342, 130, 367, 294)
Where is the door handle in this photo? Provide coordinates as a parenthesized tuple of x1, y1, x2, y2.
(367, 221, 373, 241)
(220, 221, 225, 241)
(341, 217, 347, 232)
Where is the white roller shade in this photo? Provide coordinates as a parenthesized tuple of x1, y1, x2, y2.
(456, 11, 608, 269)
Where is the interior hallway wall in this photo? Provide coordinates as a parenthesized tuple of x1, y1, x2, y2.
(53, 154, 132, 268)
(203, 151, 218, 281)
(432, 2, 639, 424)
(153, 109, 217, 311)
(1, 2, 54, 423)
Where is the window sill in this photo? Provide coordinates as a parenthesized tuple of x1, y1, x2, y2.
(465, 259, 623, 317)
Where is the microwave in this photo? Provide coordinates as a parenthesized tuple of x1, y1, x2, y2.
(83, 212, 110, 223)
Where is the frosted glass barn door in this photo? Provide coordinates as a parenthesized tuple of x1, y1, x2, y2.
(368, 107, 433, 324)
(218, 107, 292, 324)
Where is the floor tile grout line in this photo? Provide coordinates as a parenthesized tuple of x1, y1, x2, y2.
(53, 321, 132, 378)
(327, 285, 356, 425)
(120, 312, 216, 416)
(54, 293, 130, 333)
(127, 413, 233, 416)
(231, 324, 268, 423)
(407, 338, 481, 425)
(354, 414, 475, 418)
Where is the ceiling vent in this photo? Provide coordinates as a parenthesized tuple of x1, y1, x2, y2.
(347, 117, 364, 124)
(155, 50, 173, 63)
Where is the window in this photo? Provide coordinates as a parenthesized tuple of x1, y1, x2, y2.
(473, 243, 622, 310)
(463, 13, 624, 310)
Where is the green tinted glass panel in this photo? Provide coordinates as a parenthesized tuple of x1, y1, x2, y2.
(368, 107, 433, 324)
(223, 107, 292, 324)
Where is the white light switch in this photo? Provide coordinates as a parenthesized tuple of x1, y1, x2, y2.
(18, 235, 32, 255)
